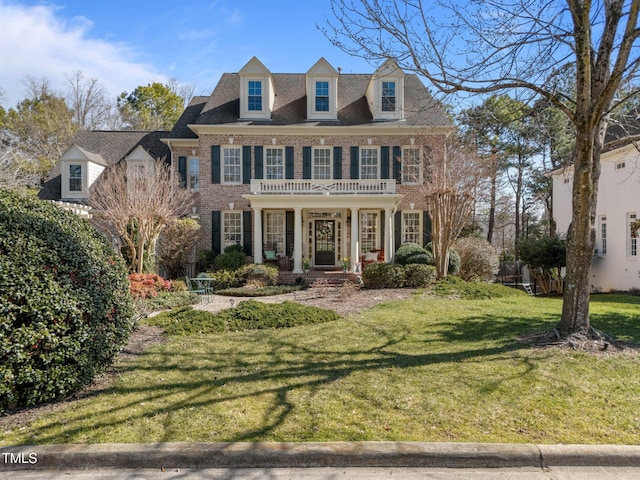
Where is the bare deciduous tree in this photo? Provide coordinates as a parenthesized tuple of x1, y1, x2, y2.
(325, 0, 640, 338)
(423, 138, 484, 279)
(90, 160, 193, 273)
(65, 71, 115, 130)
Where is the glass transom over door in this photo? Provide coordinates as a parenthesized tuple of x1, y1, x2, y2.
(314, 220, 335, 266)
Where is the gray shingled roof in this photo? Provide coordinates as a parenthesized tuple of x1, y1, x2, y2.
(191, 72, 451, 128)
(166, 96, 208, 139)
(39, 130, 170, 201)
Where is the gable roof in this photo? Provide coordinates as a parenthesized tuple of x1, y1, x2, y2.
(39, 130, 170, 201)
(188, 71, 451, 128)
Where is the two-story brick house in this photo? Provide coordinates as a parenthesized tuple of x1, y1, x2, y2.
(164, 57, 453, 273)
(42, 57, 453, 274)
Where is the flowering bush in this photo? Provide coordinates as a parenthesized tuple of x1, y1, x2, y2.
(129, 273, 172, 299)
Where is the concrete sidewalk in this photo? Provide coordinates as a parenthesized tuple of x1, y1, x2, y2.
(2, 442, 640, 472)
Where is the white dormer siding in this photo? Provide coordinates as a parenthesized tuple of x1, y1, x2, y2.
(59, 145, 106, 200)
(366, 59, 405, 120)
(239, 56, 275, 120)
(126, 145, 156, 179)
(306, 58, 339, 121)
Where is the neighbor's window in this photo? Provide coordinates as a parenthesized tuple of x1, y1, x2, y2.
(69, 164, 82, 192)
(599, 216, 607, 255)
(628, 213, 637, 257)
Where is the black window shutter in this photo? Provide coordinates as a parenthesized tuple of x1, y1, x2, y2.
(254, 146, 263, 180)
(212, 211, 221, 253)
(423, 211, 432, 247)
(350, 146, 359, 179)
(286, 211, 294, 257)
(178, 156, 187, 188)
(302, 146, 312, 179)
(394, 211, 402, 252)
(242, 146, 251, 184)
(392, 146, 402, 182)
(333, 146, 342, 179)
(381, 146, 390, 179)
(211, 146, 221, 184)
(285, 146, 294, 179)
(243, 210, 252, 255)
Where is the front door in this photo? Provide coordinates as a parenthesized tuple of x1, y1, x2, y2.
(314, 220, 335, 266)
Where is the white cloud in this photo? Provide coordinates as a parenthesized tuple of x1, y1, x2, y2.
(0, 3, 165, 108)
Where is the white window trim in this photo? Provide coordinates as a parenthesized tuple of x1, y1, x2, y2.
(628, 212, 637, 258)
(598, 215, 607, 256)
(360, 210, 381, 251)
(359, 146, 381, 180)
(62, 160, 87, 198)
(264, 146, 285, 180)
(188, 157, 200, 191)
(222, 210, 243, 249)
(239, 76, 272, 120)
(402, 210, 423, 245)
(222, 146, 243, 185)
(312, 146, 333, 180)
(402, 146, 422, 184)
(263, 210, 286, 256)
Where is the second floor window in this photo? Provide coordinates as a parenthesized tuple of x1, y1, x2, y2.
(382, 81, 396, 112)
(223, 147, 242, 184)
(313, 147, 332, 179)
(360, 147, 379, 180)
(315, 81, 329, 112)
(69, 164, 82, 192)
(629, 213, 637, 257)
(265, 147, 284, 179)
(189, 158, 200, 190)
(248, 81, 262, 111)
(402, 148, 421, 183)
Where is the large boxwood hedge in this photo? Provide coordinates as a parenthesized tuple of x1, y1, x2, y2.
(0, 189, 134, 412)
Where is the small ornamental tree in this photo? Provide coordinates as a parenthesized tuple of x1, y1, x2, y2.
(0, 189, 134, 412)
(519, 235, 566, 294)
(454, 236, 500, 282)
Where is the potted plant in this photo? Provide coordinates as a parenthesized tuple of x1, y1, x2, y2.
(341, 257, 350, 273)
(302, 257, 310, 273)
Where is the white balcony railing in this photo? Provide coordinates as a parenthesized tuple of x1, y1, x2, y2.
(250, 179, 396, 195)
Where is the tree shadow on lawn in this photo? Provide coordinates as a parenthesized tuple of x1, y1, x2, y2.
(13, 311, 566, 445)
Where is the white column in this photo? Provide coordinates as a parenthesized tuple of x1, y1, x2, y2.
(350, 207, 359, 270)
(253, 207, 263, 264)
(293, 207, 303, 273)
(385, 208, 393, 263)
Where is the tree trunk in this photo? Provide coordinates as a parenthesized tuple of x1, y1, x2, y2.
(556, 130, 600, 336)
(486, 151, 497, 243)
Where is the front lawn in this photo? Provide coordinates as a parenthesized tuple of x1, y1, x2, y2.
(2, 293, 639, 445)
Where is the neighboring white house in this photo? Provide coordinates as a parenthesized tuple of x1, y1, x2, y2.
(551, 141, 640, 292)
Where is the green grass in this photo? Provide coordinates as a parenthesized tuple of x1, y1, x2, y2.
(2, 293, 640, 446)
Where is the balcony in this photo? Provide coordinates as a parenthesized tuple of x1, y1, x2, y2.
(250, 179, 397, 195)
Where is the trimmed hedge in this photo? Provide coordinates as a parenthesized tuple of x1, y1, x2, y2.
(0, 189, 134, 412)
(362, 262, 437, 289)
(394, 243, 433, 266)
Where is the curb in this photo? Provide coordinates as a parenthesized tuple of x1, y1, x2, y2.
(2, 442, 640, 471)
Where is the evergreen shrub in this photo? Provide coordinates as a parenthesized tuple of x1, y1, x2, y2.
(0, 189, 134, 412)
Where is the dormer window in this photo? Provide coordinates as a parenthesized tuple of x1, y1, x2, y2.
(239, 57, 274, 120)
(315, 81, 330, 112)
(248, 80, 263, 111)
(382, 81, 396, 112)
(69, 164, 83, 192)
(367, 59, 405, 120)
(306, 58, 339, 120)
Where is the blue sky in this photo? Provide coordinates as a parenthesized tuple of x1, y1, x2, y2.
(0, 0, 373, 108)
